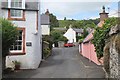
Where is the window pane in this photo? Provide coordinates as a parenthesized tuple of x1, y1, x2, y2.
(14, 45, 17, 50)
(19, 36, 22, 40)
(10, 10, 23, 18)
(11, 0, 22, 8)
(18, 46, 22, 50)
(10, 10, 15, 16)
(18, 42, 22, 45)
(19, 30, 22, 34)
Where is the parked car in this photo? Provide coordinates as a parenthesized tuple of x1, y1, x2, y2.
(64, 43, 75, 47)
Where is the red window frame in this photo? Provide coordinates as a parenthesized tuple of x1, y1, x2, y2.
(9, 27, 26, 55)
(8, 9, 25, 21)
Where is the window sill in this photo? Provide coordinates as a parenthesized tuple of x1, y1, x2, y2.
(9, 52, 26, 56)
(8, 9, 25, 21)
(8, 17, 26, 21)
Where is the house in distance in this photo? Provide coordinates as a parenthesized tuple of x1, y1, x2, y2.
(64, 25, 83, 43)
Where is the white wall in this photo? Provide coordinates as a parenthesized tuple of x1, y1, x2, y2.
(3, 10, 42, 69)
(41, 25, 50, 35)
(0, 2, 2, 18)
(63, 28, 76, 43)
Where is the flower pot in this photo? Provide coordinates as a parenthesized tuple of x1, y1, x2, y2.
(15, 65, 20, 70)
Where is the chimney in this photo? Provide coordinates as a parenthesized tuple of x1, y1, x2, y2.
(45, 9, 49, 15)
(99, 6, 109, 21)
(98, 6, 109, 27)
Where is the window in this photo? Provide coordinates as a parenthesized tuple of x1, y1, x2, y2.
(10, 10, 23, 18)
(8, 0, 25, 20)
(11, 0, 22, 8)
(10, 28, 25, 55)
(8, 0, 25, 9)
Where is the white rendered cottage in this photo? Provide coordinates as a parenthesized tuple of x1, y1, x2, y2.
(64, 25, 83, 43)
(1, 0, 42, 69)
(41, 10, 50, 35)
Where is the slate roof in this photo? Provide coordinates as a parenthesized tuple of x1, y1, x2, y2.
(2, 2, 39, 11)
(72, 28, 84, 33)
(41, 14, 50, 25)
(53, 28, 67, 31)
(25, 2, 39, 10)
(83, 30, 94, 43)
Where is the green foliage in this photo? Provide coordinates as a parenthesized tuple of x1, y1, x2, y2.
(59, 20, 75, 28)
(59, 35, 68, 43)
(76, 36, 81, 42)
(72, 21, 83, 28)
(92, 17, 118, 58)
(43, 47, 51, 58)
(0, 18, 18, 56)
(50, 30, 61, 42)
(50, 30, 68, 43)
(76, 29, 88, 42)
(83, 29, 89, 38)
(64, 17, 66, 20)
(42, 37, 52, 58)
(58, 18, 98, 29)
(49, 13, 59, 29)
(42, 35, 53, 49)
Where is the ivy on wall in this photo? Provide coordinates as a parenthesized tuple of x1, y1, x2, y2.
(92, 17, 118, 59)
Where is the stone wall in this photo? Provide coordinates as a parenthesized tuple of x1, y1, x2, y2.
(104, 25, 120, 79)
(109, 33, 120, 79)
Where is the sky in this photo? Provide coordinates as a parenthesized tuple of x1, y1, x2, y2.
(41, 0, 119, 20)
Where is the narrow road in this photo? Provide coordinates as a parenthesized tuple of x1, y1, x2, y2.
(4, 47, 105, 78)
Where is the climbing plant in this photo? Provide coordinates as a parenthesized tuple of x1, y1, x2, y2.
(92, 17, 118, 59)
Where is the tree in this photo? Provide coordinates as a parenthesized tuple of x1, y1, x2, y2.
(59, 35, 68, 43)
(58, 19, 97, 29)
(83, 29, 89, 38)
(49, 13, 59, 29)
(50, 30, 68, 43)
(0, 18, 18, 72)
(84, 22, 96, 29)
(64, 17, 66, 20)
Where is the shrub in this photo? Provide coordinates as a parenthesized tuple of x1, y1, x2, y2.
(43, 48, 50, 57)
(50, 30, 68, 43)
(0, 18, 18, 56)
(0, 18, 18, 72)
(42, 35, 53, 49)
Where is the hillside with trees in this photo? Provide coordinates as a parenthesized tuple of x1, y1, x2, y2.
(58, 18, 99, 29)
(49, 13, 59, 29)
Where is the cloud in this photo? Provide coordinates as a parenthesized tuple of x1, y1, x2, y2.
(40, 0, 120, 2)
(41, 1, 118, 19)
(109, 10, 119, 17)
(41, 2, 109, 17)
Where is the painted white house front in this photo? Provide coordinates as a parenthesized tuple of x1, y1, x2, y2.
(64, 26, 83, 43)
(1, 0, 42, 69)
(41, 25, 50, 35)
(41, 13, 50, 35)
(64, 27, 76, 43)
